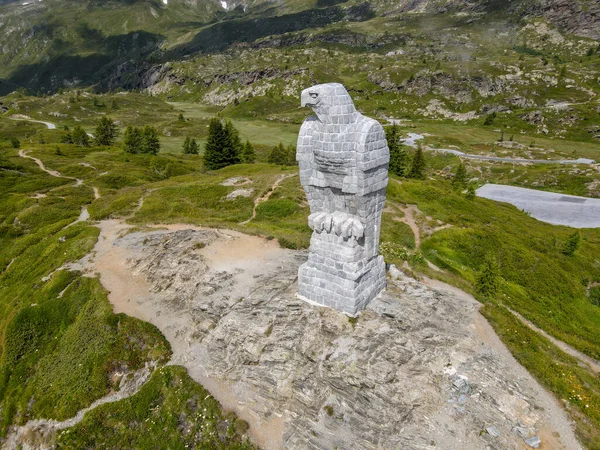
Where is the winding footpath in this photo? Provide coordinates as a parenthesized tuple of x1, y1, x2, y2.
(240, 173, 297, 225)
(4, 363, 155, 449)
(17, 150, 101, 227)
(18, 149, 83, 186)
(9, 115, 57, 130)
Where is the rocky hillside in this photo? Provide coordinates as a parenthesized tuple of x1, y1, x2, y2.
(0, 0, 598, 94)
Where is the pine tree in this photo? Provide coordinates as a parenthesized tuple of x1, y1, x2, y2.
(386, 124, 410, 177)
(61, 131, 73, 144)
(268, 142, 288, 165)
(189, 138, 199, 155)
(452, 163, 468, 191)
(240, 140, 256, 163)
(286, 144, 297, 166)
(466, 184, 476, 200)
(203, 118, 237, 170)
(123, 126, 142, 154)
(483, 112, 496, 126)
(94, 117, 118, 146)
(141, 125, 160, 155)
(561, 231, 581, 256)
(407, 146, 426, 179)
(475, 254, 501, 298)
(10, 137, 20, 149)
(183, 136, 191, 154)
(72, 126, 90, 147)
(183, 136, 199, 155)
(224, 120, 243, 162)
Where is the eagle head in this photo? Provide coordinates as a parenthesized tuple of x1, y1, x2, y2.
(301, 83, 356, 123)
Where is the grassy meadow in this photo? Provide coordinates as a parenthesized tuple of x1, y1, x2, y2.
(1, 91, 599, 447)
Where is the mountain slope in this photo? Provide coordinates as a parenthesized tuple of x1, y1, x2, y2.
(1, 0, 598, 96)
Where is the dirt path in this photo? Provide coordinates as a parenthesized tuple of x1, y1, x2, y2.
(240, 173, 296, 225)
(18, 150, 102, 221)
(86, 220, 291, 450)
(4, 363, 155, 449)
(424, 271, 600, 376)
(392, 204, 421, 248)
(507, 307, 600, 374)
(18, 149, 82, 185)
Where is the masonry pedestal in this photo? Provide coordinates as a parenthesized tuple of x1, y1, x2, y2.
(298, 229, 386, 316)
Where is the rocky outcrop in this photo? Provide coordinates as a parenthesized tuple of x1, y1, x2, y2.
(530, 0, 600, 40)
(92, 225, 582, 450)
(140, 64, 308, 92)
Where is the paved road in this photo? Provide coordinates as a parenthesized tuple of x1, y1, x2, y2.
(401, 133, 596, 165)
(477, 184, 600, 228)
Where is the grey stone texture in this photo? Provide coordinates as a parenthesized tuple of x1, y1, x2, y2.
(98, 227, 581, 450)
(296, 83, 390, 315)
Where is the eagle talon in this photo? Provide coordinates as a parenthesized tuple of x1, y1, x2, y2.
(341, 217, 364, 240)
(308, 213, 333, 233)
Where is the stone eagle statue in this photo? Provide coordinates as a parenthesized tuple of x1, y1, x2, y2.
(296, 83, 389, 315)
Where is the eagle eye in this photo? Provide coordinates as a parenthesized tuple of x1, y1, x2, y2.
(309, 92, 319, 99)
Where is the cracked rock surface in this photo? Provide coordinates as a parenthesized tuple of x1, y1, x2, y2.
(88, 221, 581, 450)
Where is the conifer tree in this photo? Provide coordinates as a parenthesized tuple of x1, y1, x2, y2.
(452, 163, 468, 191)
(189, 138, 199, 155)
(483, 112, 496, 126)
(183, 136, 199, 155)
(224, 120, 243, 161)
(286, 144, 297, 166)
(475, 254, 501, 298)
(94, 117, 118, 146)
(241, 140, 256, 163)
(183, 136, 191, 154)
(386, 125, 410, 177)
(268, 142, 288, 165)
(204, 118, 238, 170)
(10, 137, 20, 149)
(466, 184, 476, 200)
(61, 131, 73, 144)
(123, 126, 142, 154)
(407, 146, 426, 179)
(140, 125, 160, 155)
(72, 126, 90, 147)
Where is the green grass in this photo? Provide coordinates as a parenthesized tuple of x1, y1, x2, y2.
(387, 178, 600, 359)
(482, 303, 600, 449)
(0, 130, 244, 443)
(56, 365, 256, 450)
(2, 87, 600, 448)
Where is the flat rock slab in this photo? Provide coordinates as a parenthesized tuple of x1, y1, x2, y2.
(83, 221, 582, 450)
(477, 183, 600, 228)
